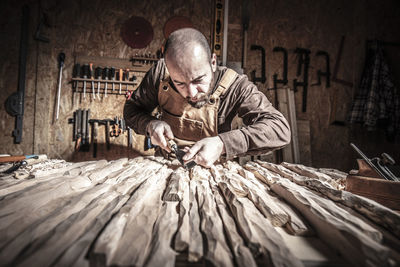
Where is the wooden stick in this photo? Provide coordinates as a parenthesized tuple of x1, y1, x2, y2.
(187, 177, 203, 262)
(218, 179, 303, 266)
(271, 178, 391, 266)
(173, 168, 191, 252)
(256, 160, 400, 239)
(91, 164, 172, 266)
(192, 166, 235, 266)
(143, 202, 179, 267)
(209, 166, 257, 267)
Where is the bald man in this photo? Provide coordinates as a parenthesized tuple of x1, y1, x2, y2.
(124, 28, 290, 168)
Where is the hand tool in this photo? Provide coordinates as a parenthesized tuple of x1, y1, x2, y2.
(72, 63, 81, 90)
(118, 69, 123, 94)
(110, 117, 122, 137)
(293, 47, 311, 112)
(272, 47, 288, 90)
(128, 127, 132, 147)
(89, 63, 95, 99)
(81, 64, 90, 98)
(54, 52, 65, 123)
(120, 118, 126, 133)
(85, 109, 90, 151)
(73, 110, 78, 141)
(105, 120, 111, 150)
(102, 67, 109, 97)
(75, 109, 82, 151)
(81, 108, 87, 150)
(350, 143, 399, 181)
(250, 45, 266, 83)
(1, 160, 27, 175)
(0, 154, 38, 163)
(95, 67, 102, 97)
(315, 51, 330, 88)
(92, 121, 98, 158)
(212, 0, 224, 61)
(168, 140, 196, 169)
(5, 5, 29, 144)
(110, 67, 116, 91)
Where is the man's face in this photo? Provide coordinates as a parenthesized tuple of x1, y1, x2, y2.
(165, 45, 217, 108)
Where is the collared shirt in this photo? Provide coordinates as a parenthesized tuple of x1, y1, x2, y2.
(124, 59, 291, 159)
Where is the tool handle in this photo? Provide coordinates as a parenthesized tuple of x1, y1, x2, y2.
(119, 69, 123, 81)
(105, 121, 111, 150)
(109, 67, 116, 80)
(0, 155, 26, 163)
(89, 63, 94, 79)
(95, 67, 102, 79)
(58, 52, 65, 68)
(73, 63, 81, 78)
(102, 67, 110, 80)
(82, 64, 89, 78)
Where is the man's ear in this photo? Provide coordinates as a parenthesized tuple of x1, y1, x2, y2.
(211, 53, 217, 72)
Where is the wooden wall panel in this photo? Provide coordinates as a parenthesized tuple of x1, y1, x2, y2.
(0, 0, 399, 171)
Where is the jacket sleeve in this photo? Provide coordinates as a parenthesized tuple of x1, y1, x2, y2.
(123, 60, 165, 135)
(218, 77, 291, 160)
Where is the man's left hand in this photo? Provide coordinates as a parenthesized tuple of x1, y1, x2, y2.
(182, 136, 225, 168)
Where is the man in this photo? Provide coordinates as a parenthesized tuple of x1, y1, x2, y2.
(124, 28, 290, 168)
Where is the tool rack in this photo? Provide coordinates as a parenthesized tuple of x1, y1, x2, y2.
(72, 54, 159, 97)
(71, 77, 137, 96)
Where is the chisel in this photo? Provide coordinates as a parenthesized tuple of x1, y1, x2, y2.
(110, 67, 116, 91)
(103, 67, 109, 97)
(89, 63, 95, 99)
(95, 67, 102, 97)
(93, 121, 98, 158)
(105, 120, 111, 150)
(119, 68, 123, 94)
(82, 64, 89, 98)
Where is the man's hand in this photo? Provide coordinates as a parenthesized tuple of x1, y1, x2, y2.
(182, 136, 225, 168)
(146, 120, 174, 152)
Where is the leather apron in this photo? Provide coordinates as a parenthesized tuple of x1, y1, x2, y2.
(157, 68, 238, 153)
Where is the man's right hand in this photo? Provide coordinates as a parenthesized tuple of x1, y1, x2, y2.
(146, 120, 174, 152)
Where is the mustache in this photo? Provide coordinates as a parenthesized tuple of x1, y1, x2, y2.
(186, 92, 209, 108)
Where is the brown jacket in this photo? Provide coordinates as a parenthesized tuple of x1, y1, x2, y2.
(124, 59, 291, 159)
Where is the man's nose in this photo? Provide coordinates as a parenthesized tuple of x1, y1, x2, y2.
(187, 84, 198, 98)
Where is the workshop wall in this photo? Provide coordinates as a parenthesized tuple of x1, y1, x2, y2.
(1, 0, 399, 171)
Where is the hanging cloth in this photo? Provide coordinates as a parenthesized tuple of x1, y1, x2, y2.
(348, 40, 400, 140)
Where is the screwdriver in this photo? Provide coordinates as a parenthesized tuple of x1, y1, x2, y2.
(95, 67, 102, 97)
(110, 67, 116, 91)
(119, 68, 123, 94)
(81, 64, 90, 98)
(89, 63, 95, 99)
(102, 67, 110, 97)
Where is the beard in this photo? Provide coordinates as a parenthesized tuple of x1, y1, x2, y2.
(186, 92, 210, 108)
(186, 75, 214, 109)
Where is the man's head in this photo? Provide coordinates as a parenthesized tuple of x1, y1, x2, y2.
(164, 28, 217, 108)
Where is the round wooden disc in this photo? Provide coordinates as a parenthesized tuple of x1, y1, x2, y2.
(121, 16, 153, 49)
(163, 16, 194, 39)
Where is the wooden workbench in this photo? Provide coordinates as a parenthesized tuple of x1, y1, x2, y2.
(0, 156, 399, 266)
